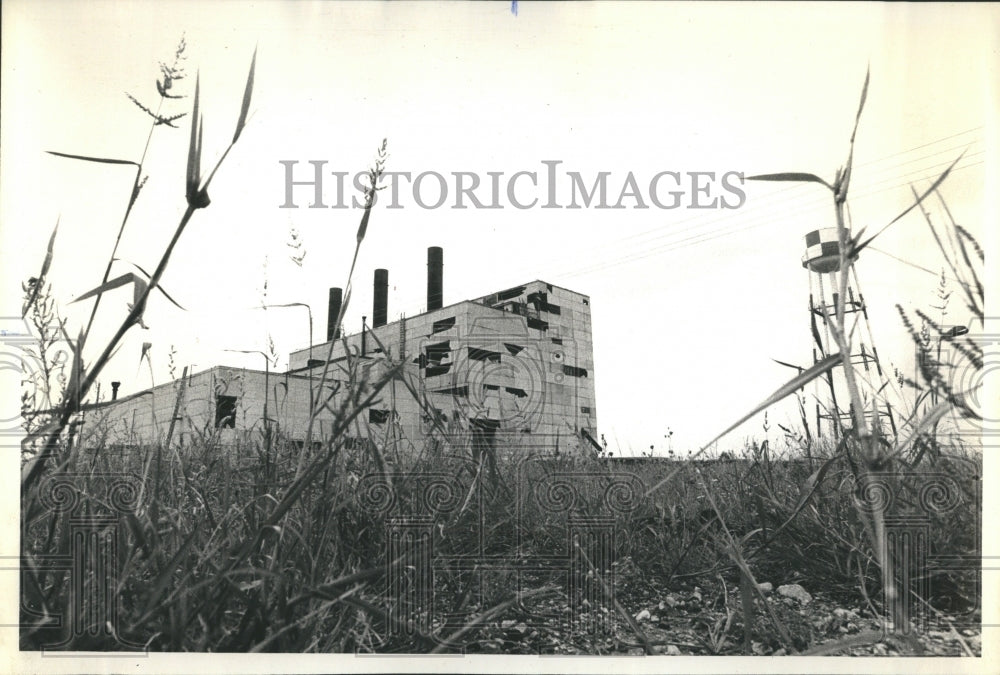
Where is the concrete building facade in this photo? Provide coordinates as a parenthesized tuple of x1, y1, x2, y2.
(89, 366, 340, 449)
(288, 278, 598, 455)
(90, 248, 599, 456)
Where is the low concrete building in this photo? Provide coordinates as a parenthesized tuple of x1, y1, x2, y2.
(89, 366, 339, 450)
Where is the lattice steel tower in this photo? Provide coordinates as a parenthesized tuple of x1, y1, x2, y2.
(802, 228, 896, 439)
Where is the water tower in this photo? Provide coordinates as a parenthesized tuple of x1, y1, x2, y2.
(802, 228, 896, 439)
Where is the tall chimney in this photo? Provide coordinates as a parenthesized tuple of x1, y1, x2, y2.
(326, 287, 343, 342)
(373, 269, 388, 328)
(427, 246, 443, 311)
(111, 381, 121, 401)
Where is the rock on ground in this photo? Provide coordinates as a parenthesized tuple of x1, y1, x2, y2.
(777, 583, 812, 604)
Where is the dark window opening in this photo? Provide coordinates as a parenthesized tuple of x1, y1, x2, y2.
(424, 340, 451, 365)
(551, 337, 563, 345)
(215, 395, 237, 429)
(434, 384, 469, 397)
(582, 298, 590, 306)
(495, 285, 526, 303)
(581, 406, 592, 414)
(563, 364, 588, 378)
(484, 383, 500, 391)
(527, 317, 548, 331)
(468, 346, 501, 362)
(432, 316, 456, 334)
(425, 364, 452, 378)
(422, 408, 447, 424)
(307, 359, 325, 368)
(504, 343, 525, 356)
(506, 386, 528, 398)
(369, 409, 390, 424)
(505, 302, 534, 318)
(527, 291, 561, 315)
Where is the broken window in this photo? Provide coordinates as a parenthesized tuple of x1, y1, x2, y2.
(468, 346, 501, 362)
(431, 316, 456, 334)
(420, 341, 451, 375)
(504, 302, 530, 317)
(433, 384, 469, 397)
(215, 395, 237, 429)
(495, 285, 526, 303)
(504, 343, 525, 356)
(527, 318, 548, 332)
(425, 341, 451, 364)
(527, 291, 562, 315)
(422, 408, 447, 424)
(369, 409, 390, 424)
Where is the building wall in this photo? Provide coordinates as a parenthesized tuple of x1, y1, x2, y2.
(290, 280, 598, 454)
(91, 281, 597, 455)
(89, 367, 341, 448)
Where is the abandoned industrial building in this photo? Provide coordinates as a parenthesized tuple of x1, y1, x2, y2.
(91, 247, 600, 456)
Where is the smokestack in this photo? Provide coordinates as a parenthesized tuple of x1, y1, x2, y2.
(111, 381, 120, 401)
(326, 287, 343, 342)
(373, 269, 388, 328)
(427, 246, 443, 311)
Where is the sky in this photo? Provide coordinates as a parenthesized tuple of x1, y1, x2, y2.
(1, 2, 996, 456)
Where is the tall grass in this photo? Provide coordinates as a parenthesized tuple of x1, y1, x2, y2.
(18, 52, 981, 655)
(18, 40, 389, 651)
(730, 71, 981, 645)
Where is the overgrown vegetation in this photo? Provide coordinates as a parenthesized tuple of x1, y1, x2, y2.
(18, 47, 981, 656)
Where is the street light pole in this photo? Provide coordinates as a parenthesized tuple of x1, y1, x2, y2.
(256, 301, 314, 411)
